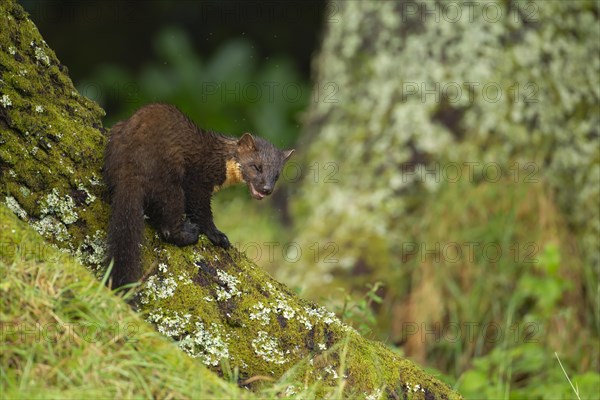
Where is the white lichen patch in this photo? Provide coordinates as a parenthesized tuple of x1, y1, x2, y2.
(32, 216, 70, 242)
(297, 313, 313, 330)
(140, 275, 178, 304)
(18, 69, 28, 76)
(324, 365, 339, 379)
(284, 385, 297, 396)
(192, 250, 205, 265)
(76, 183, 96, 205)
(33, 45, 50, 66)
(275, 297, 296, 319)
(157, 247, 171, 260)
(262, 281, 276, 294)
(405, 382, 425, 393)
(8, 46, 16, 55)
(34, 105, 44, 113)
(365, 388, 383, 400)
(147, 309, 191, 338)
(179, 321, 230, 366)
(75, 230, 106, 269)
(88, 174, 102, 186)
(304, 305, 338, 325)
(249, 291, 341, 335)
(251, 330, 288, 365)
(250, 294, 298, 326)
(5, 196, 28, 220)
(40, 188, 78, 224)
(1, 94, 12, 108)
(249, 302, 272, 326)
(155, 263, 193, 284)
(19, 187, 30, 197)
(177, 271, 193, 285)
(215, 269, 241, 300)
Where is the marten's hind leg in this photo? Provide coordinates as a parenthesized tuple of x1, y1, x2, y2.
(151, 185, 199, 246)
(185, 186, 231, 248)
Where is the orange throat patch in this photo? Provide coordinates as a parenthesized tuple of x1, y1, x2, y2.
(213, 159, 244, 193)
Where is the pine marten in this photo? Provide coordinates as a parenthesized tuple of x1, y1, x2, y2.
(103, 103, 294, 288)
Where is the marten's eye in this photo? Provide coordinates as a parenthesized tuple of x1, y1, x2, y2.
(253, 164, 262, 173)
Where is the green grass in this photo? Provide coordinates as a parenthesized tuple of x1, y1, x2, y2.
(399, 177, 600, 398)
(0, 205, 248, 399)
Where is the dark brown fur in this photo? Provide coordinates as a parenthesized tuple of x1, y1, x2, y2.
(103, 103, 293, 287)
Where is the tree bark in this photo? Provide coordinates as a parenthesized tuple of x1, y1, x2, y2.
(0, 1, 460, 398)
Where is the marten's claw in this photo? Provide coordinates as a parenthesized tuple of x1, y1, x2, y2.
(206, 229, 231, 249)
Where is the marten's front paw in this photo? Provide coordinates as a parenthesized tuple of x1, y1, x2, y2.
(163, 221, 200, 246)
(181, 220, 201, 244)
(206, 229, 231, 249)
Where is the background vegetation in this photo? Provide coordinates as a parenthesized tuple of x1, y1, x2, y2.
(10, 0, 600, 398)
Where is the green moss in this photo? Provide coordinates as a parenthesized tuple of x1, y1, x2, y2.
(0, 0, 106, 262)
(134, 233, 460, 397)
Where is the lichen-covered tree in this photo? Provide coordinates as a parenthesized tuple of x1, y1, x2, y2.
(0, 0, 461, 398)
(289, 0, 599, 389)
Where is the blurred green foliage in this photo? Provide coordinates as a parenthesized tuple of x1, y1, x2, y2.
(79, 26, 307, 148)
(288, 0, 600, 396)
(333, 282, 384, 336)
(459, 345, 599, 399)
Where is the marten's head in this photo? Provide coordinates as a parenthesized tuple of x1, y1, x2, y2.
(235, 133, 294, 200)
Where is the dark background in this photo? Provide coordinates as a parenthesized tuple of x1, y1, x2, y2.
(22, 1, 324, 81)
(21, 0, 326, 146)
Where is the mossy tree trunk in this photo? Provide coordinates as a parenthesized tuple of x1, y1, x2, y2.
(294, 0, 599, 284)
(290, 0, 599, 382)
(0, 0, 460, 398)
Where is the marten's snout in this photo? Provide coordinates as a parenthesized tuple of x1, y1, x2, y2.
(262, 185, 273, 195)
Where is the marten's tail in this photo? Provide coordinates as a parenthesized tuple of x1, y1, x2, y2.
(106, 184, 145, 288)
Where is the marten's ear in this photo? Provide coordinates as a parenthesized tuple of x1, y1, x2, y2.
(238, 133, 257, 152)
(283, 149, 295, 161)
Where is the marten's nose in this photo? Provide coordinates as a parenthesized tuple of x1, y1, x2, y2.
(262, 185, 273, 195)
